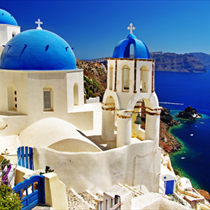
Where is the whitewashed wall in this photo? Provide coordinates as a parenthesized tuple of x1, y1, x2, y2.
(33, 141, 161, 193)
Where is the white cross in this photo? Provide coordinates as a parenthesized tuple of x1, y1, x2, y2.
(35, 19, 43, 30)
(127, 23, 135, 34)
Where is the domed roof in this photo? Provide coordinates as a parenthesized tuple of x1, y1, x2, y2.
(0, 9, 18, 26)
(113, 33, 150, 59)
(19, 118, 102, 152)
(0, 29, 77, 70)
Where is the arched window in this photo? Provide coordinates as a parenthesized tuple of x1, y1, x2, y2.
(43, 86, 53, 111)
(12, 32, 16, 38)
(7, 84, 17, 111)
(109, 64, 113, 90)
(74, 83, 79, 106)
(122, 65, 130, 92)
(129, 44, 134, 58)
(140, 65, 149, 93)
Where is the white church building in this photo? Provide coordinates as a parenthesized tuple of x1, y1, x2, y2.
(0, 9, 162, 194)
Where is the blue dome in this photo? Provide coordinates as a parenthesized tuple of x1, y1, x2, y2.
(113, 33, 150, 59)
(0, 9, 18, 26)
(0, 29, 77, 70)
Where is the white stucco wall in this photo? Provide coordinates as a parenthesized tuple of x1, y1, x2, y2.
(0, 24, 20, 45)
(66, 70, 84, 111)
(0, 70, 28, 114)
(0, 69, 93, 136)
(33, 141, 161, 193)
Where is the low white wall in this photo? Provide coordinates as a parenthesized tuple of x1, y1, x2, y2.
(33, 141, 161, 193)
(44, 173, 68, 210)
(137, 128, 145, 140)
(86, 97, 100, 104)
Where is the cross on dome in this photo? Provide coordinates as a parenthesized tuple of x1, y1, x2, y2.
(127, 23, 135, 34)
(35, 19, 43, 30)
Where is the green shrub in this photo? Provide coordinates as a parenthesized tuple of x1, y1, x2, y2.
(92, 79, 102, 90)
(85, 87, 95, 98)
(0, 183, 22, 210)
(84, 76, 92, 84)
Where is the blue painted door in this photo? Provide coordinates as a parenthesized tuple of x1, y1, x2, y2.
(13, 175, 45, 210)
(165, 180, 174, 195)
(17, 146, 34, 170)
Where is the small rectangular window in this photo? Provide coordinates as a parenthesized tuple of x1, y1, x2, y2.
(44, 90, 51, 110)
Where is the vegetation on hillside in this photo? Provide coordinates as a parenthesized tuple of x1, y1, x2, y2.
(77, 59, 107, 101)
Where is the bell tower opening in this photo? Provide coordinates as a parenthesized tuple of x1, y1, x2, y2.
(109, 64, 113, 90)
(129, 44, 134, 58)
(122, 65, 130, 92)
(140, 65, 149, 93)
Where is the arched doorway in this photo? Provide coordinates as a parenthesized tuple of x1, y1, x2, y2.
(132, 98, 160, 143)
(132, 99, 146, 139)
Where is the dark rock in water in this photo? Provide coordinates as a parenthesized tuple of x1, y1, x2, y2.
(175, 106, 202, 120)
(160, 108, 181, 127)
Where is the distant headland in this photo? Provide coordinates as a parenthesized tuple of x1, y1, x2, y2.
(88, 52, 210, 73)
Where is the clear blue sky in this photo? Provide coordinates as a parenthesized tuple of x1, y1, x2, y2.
(1, 0, 210, 59)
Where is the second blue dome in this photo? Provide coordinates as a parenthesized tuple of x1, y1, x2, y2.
(113, 33, 150, 59)
(0, 9, 18, 26)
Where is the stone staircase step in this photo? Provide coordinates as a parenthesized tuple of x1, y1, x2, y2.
(124, 184, 144, 196)
(79, 190, 100, 208)
(66, 188, 95, 210)
(117, 183, 144, 198)
(94, 191, 103, 201)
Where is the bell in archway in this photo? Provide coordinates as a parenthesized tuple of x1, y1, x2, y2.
(134, 113, 142, 125)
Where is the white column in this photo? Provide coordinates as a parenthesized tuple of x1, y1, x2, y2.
(145, 109, 161, 144)
(102, 104, 115, 141)
(116, 111, 132, 147)
(132, 107, 141, 138)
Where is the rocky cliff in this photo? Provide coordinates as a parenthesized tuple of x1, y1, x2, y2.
(159, 108, 182, 153)
(76, 59, 107, 101)
(189, 52, 210, 70)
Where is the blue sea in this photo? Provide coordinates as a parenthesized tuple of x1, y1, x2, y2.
(155, 70, 210, 192)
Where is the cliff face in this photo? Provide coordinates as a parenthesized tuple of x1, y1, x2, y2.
(189, 52, 210, 69)
(159, 108, 182, 153)
(76, 59, 107, 101)
(150, 52, 207, 73)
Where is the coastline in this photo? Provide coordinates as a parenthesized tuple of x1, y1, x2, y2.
(169, 133, 202, 189)
(168, 111, 210, 191)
